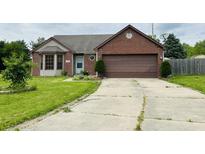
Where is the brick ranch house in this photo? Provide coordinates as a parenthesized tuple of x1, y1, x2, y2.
(32, 24, 164, 78)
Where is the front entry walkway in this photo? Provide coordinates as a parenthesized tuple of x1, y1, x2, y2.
(20, 78, 144, 131)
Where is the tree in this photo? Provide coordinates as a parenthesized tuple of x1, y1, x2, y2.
(148, 35, 160, 43)
(30, 37, 45, 50)
(182, 43, 194, 57)
(0, 41, 6, 70)
(0, 40, 30, 70)
(160, 33, 169, 42)
(182, 40, 205, 57)
(193, 40, 205, 56)
(163, 34, 186, 59)
(4, 40, 29, 56)
(2, 52, 33, 89)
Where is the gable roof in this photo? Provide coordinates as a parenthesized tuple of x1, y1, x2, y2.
(32, 24, 163, 54)
(94, 24, 164, 50)
(38, 46, 66, 53)
(53, 34, 112, 54)
(31, 37, 71, 53)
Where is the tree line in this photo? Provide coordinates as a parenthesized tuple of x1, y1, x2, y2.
(183, 41, 205, 57)
(152, 33, 205, 59)
(0, 38, 45, 89)
(0, 37, 45, 71)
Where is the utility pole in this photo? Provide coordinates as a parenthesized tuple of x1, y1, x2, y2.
(151, 23, 154, 37)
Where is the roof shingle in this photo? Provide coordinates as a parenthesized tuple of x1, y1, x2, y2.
(53, 34, 112, 54)
(38, 46, 65, 53)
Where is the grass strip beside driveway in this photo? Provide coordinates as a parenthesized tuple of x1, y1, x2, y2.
(168, 75, 205, 94)
(0, 77, 100, 130)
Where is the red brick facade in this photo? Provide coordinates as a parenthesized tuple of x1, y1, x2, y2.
(96, 27, 164, 77)
(32, 53, 41, 76)
(64, 52, 73, 76)
(84, 54, 96, 75)
(32, 25, 163, 77)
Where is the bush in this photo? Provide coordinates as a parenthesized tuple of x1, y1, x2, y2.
(83, 75, 91, 80)
(73, 75, 84, 80)
(2, 52, 33, 89)
(81, 70, 89, 76)
(95, 60, 105, 77)
(73, 75, 94, 81)
(61, 71, 67, 76)
(160, 61, 172, 78)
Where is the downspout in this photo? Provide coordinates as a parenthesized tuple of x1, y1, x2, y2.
(95, 50, 98, 77)
(72, 54, 74, 76)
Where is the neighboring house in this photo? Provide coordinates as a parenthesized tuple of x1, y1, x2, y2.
(32, 25, 164, 78)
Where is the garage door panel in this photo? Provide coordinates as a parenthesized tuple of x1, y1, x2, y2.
(106, 72, 157, 78)
(106, 65, 157, 68)
(106, 67, 157, 72)
(106, 61, 156, 66)
(105, 61, 157, 66)
(103, 54, 157, 78)
(104, 56, 156, 61)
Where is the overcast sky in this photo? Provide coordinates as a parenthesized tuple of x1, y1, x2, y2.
(0, 23, 205, 46)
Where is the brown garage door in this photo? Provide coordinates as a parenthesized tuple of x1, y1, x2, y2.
(103, 54, 157, 78)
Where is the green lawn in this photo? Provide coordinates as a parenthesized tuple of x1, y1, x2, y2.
(0, 76, 100, 130)
(168, 75, 205, 94)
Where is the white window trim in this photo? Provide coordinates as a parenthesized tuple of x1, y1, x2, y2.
(44, 54, 55, 70)
(40, 53, 64, 76)
(56, 54, 64, 70)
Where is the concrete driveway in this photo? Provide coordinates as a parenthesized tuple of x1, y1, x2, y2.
(16, 78, 205, 131)
(139, 79, 205, 131)
(20, 78, 144, 131)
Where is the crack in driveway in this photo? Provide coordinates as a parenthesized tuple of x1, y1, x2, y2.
(75, 111, 137, 118)
(146, 96, 205, 99)
(93, 95, 133, 98)
(16, 78, 142, 131)
(137, 78, 205, 131)
(144, 117, 205, 124)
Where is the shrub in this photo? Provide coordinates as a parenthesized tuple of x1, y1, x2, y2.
(73, 75, 84, 80)
(81, 70, 89, 76)
(83, 76, 91, 80)
(160, 61, 172, 78)
(2, 52, 33, 89)
(73, 75, 94, 81)
(95, 60, 105, 77)
(61, 71, 67, 76)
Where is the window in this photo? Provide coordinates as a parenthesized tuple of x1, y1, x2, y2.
(89, 55, 95, 61)
(57, 55, 63, 70)
(40, 55, 43, 70)
(77, 63, 83, 68)
(126, 32, 133, 39)
(45, 55, 54, 70)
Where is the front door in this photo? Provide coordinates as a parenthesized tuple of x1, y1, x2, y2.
(75, 55, 84, 74)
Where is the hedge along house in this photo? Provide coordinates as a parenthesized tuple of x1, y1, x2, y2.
(32, 24, 164, 78)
